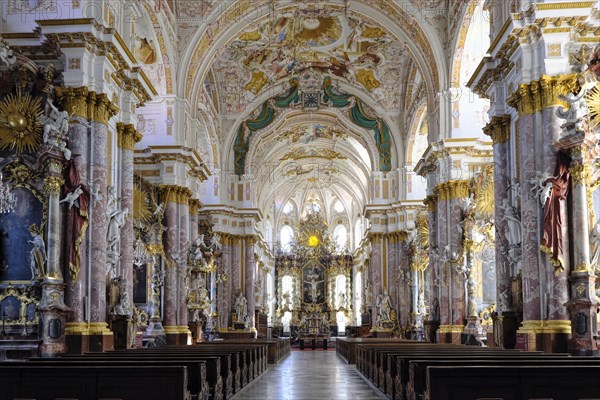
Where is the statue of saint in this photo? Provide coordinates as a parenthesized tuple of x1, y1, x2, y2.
(376, 289, 393, 322)
(498, 198, 522, 248)
(28, 224, 46, 280)
(234, 290, 248, 324)
(107, 207, 128, 253)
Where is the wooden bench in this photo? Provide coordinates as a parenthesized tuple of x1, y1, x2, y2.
(61, 353, 223, 400)
(425, 365, 600, 400)
(0, 365, 188, 400)
(410, 359, 600, 400)
(335, 338, 412, 364)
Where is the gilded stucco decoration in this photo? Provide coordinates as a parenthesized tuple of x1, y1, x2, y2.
(213, 7, 408, 113)
(0, 91, 43, 154)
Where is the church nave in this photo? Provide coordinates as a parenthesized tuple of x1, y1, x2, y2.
(231, 351, 383, 400)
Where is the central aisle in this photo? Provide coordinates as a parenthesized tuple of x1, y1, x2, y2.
(231, 350, 384, 400)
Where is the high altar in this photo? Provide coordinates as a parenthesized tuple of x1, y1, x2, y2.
(274, 209, 353, 338)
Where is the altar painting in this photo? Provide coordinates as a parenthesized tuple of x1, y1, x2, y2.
(0, 187, 44, 282)
(302, 263, 325, 304)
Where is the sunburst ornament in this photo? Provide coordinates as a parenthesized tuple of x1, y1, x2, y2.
(585, 81, 600, 131)
(133, 185, 152, 222)
(0, 91, 43, 154)
(308, 235, 319, 247)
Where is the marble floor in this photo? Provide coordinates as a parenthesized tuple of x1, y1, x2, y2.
(231, 351, 385, 400)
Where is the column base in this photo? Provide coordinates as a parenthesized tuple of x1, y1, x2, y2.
(437, 325, 464, 344)
(65, 322, 114, 353)
(165, 326, 190, 345)
(516, 320, 570, 353)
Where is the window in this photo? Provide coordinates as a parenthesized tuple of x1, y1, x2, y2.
(280, 225, 294, 250)
(355, 219, 363, 249)
(333, 224, 347, 250)
(334, 200, 344, 213)
(282, 202, 293, 215)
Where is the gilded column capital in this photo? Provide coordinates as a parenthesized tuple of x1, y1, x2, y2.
(189, 199, 201, 215)
(436, 180, 470, 201)
(507, 74, 580, 116)
(160, 185, 193, 205)
(569, 164, 591, 186)
(424, 195, 438, 212)
(483, 114, 511, 145)
(44, 176, 64, 196)
(89, 92, 119, 125)
(55, 86, 90, 120)
(117, 122, 142, 150)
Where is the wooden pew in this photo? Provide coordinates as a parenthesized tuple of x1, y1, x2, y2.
(425, 365, 600, 400)
(410, 358, 600, 400)
(335, 338, 412, 364)
(61, 353, 223, 400)
(0, 365, 189, 400)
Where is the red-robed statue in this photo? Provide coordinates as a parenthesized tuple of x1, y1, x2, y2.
(63, 160, 90, 281)
(540, 153, 570, 274)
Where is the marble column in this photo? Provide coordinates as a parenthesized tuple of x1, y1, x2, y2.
(177, 189, 191, 338)
(116, 124, 141, 313)
(508, 76, 578, 352)
(565, 147, 599, 355)
(56, 87, 91, 353)
(162, 187, 182, 344)
(244, 236, 256, 329)
(424, 195, 440, 342)
(437, 180, 470, 344)
(87, 93, 118, 352)
(218, 235, 232, 329)
(38, 158, 70, 356)
(484, 115, 519, 348)
(369, 234, 382, 328)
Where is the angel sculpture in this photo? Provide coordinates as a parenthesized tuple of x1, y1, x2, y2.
(529, 171, 554, 207)
(0, 41, 16, 67)
(210, 233, 223, 251)
(59, 185, 84, 209)
(557, 91, 588, 135)
(41, 99, 69, 144)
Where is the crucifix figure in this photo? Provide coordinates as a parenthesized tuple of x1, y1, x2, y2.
(305, 268, 323, 303)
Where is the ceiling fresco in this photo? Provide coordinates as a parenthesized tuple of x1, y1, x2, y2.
(213, 7, 409, 114)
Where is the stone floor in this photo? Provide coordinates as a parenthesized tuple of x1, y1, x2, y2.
(231, 350, 385, 400)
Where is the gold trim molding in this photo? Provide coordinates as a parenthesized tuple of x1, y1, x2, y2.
(435, 180, 470, 201)
(438, 324, 465, 333)
(117, 122, 142, 150)
(483, 114, 511, 145)
(569, 164, 591, 186)
(507, 74, 580, 116)
(517, 319, 572, 334)
(161, 185, 193, 205)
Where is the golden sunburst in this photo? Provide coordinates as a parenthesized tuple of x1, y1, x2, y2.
(295, 17, 342, 46)
(586, 81, 600, 131)
(0, 91, 43, 154)
(474, 165, 495, 217)
(134, 185, 152, 222)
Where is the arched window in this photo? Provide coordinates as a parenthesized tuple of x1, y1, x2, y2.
(334, 224, 347, 250)
(282, 202, 293, 215)
(334, 200, 344, 213)
(280, 225, 294, 250)
(281, 275, 294, 335)
(354, 219, 363, 249)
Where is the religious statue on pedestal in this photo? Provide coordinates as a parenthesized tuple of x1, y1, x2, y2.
(28, 223, 46, 280)
(376, 289, 393, 323)
(234, 290, 248, 324)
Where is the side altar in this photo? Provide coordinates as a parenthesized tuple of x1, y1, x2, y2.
(274, 209, 353, 339)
